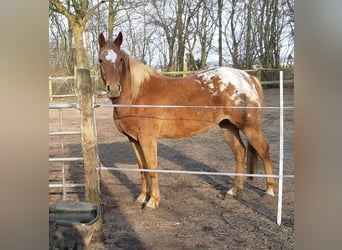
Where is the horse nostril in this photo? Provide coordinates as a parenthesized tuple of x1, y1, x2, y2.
(106, 85, 111, 93)
(117, 84, 122, 93)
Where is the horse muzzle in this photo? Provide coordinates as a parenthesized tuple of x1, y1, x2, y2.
(106, 83, 122, 98)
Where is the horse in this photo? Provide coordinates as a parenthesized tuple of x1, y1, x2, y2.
(98, 32, 275, 209)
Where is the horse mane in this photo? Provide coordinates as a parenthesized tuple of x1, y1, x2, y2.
(122, 51, 159, 99)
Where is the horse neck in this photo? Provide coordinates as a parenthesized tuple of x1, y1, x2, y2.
(114, 53, 157, 104)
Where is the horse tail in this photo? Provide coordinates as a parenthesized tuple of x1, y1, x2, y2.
(247, 143, 258, 180)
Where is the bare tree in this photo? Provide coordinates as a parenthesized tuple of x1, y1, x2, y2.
(49, 0, 294, 75)
(176, 1, 202, 71)
(49, 11, 70, 75)
(124, 1, 157, 65)
(107, 0, 124, 39)
(49, 0, 107, 68)
(222, 0, 292, 70)
(149, 0, 178, 71)
(195, 0, 217, 69)
(224, 0, 241, 68)
(285, 0, 294, 38)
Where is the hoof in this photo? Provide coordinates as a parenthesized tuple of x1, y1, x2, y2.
(227, 187, 241, 196)
(265, 188, 275, 196)
(145, 197, 160, 209)
(227, 187, 237, 196)
(227, 187, 242, 197)
(136, 193, 148, 204)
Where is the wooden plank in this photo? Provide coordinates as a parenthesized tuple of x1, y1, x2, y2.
(261, 79, 294, 86)
(49, 94, 78, 98)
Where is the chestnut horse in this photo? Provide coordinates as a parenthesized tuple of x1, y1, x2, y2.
(98, 32, 275, 208)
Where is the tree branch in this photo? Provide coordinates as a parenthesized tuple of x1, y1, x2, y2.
(71, 0, 80, 13)
(49, 0, 74, 21)
(85, 0, 108, 22)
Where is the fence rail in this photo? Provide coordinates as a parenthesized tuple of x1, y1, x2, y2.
(49, 68, 294, 99)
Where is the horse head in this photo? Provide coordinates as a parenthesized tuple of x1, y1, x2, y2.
(98, 32, 126, 98)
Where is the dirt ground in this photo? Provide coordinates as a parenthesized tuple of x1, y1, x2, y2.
(49, 87, 294, 249)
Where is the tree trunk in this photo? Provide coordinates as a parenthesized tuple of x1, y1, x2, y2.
(168, 42, 175, 71)
(245, 0, 253, 69)
(76, 68, 102, 221)
(85, 25, 93, 70)
(230, 0, 239, 67)
(67, 27, 74, 74)
(176, 0, 184, 71)
(218, 0, 223, 66)
(73, 25, 86, 68)
(108, 0, 115, 39)
(200, 38, 207, 69)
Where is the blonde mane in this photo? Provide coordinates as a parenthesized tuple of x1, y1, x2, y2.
(123, 52, 158, 99)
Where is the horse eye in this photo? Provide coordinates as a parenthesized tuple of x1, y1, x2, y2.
(99, 59, 103, 63)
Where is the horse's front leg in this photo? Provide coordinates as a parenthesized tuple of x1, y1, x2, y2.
(139, 138, 160, 209)
(129, 139, 150, 204)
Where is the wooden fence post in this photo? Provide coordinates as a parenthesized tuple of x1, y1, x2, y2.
(49, 77, 52, 101)
(183, 59, 188, 77)
(257, 68, 262, 81)
(76, 68, 101, 206)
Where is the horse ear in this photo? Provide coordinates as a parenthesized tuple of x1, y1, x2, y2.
(99, 33, 106, 48)
(114, 32, 123, 48)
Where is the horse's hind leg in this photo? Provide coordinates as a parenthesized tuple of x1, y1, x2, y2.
(242, 126, 276, 196)
(219, 120, 246, 196)
(129, 138, 151, 204)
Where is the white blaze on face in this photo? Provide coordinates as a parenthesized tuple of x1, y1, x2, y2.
(105, 49, 117, 63)
(198, 67, 260, 105)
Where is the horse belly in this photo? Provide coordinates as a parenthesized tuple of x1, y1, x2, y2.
(158, 110, 219, 138)
(159, 120, 215, 138)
